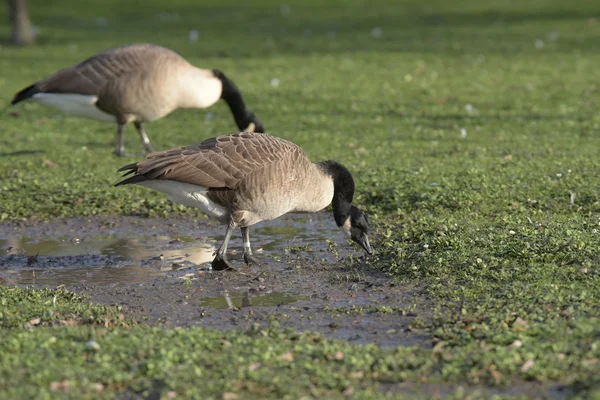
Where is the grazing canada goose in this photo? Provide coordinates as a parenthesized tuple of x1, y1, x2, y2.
(115, 132, 372, 270)
(11, 43, 265, 156)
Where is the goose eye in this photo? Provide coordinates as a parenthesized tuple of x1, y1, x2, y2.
(353, 217, 367, 231)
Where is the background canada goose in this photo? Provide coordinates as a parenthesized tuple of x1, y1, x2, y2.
(115, 132, 372, 270)
(10, 43, 265, 156)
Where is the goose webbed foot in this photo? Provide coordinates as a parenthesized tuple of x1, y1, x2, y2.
(212, 219, 237, 271)
(114, 149, 138, 158)
(212, 255, 235, 271)
(241, 227, 260, 266)
(243, 252, 260, 266)
(142, 143, 154, 155)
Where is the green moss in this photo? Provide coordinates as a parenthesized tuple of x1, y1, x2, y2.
(0, 286, 128, 329)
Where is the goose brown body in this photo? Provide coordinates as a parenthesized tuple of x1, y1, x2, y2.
(25, 44, 205, 124)
(116, 132, 372, 270)
(118, 132, 334, 226)
(11, 44, 265, 156)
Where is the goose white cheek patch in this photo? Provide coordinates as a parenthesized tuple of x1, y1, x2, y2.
(245, 122, 256, 132)
(341, 217, 352, 238)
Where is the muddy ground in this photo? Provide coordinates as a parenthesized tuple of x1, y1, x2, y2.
(0, 213, 431, 348)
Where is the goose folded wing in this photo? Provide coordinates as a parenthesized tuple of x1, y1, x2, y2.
(133, 133, 297, 189)
(36, 48, 145, 95)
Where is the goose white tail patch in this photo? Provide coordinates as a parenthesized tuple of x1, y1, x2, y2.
(139, 180, 227, 219)
(32, 93, 116, 122)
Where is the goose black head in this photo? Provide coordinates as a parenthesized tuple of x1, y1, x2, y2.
(318, 160, 373, 255)
(342, 205, 372, 255)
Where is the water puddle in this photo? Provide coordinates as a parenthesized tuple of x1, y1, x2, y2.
(199, 290, 310, 309)
(0, 213, 346, 286)
(0, 236, 216, 286)
(1, 236, 215, 263)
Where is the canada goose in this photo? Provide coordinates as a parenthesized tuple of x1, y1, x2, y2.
(11, 44, 265, 156)
(115, 132, 372, 270)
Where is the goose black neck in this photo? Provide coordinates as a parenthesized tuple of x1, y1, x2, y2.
(318, 160, 355, 227)
(213, 69, 251, 131)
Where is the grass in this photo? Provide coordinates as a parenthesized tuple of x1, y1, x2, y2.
(0, 287, 427, 399)
(0, 286, 128, 329)
(1, 0, 600, 398)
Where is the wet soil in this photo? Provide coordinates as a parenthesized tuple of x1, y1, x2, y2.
(0, 213, 431, 348)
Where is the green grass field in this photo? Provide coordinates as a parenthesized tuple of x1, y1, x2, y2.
(1, 0, 600, 398)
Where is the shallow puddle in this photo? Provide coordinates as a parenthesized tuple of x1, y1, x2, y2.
(0, 215, 431, 350)
(0, 213, 346, 286)
(0, 236, 216, 286)
(199, 290, 310, 309)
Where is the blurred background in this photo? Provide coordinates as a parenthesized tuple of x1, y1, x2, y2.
(2, 0, 600, 152)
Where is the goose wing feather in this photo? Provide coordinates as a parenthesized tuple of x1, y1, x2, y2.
(33, 44, 183, 96)
(118, 132, 305, 189)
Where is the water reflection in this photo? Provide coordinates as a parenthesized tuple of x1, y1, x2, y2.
(0, 235, 215, 286)
(199, 289, 309, 309)
(0, 212, 346, 287)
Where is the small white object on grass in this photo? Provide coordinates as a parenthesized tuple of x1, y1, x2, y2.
(85, 340, 100, 350)
(188, 30, 199, 42)
(270, 78, 280, 88)
(460, 128, 467, 138)
(520, 359, 535, 372)
(534, 39, 544, 49)
(570, 192, 576, 206)
(280, 4, 291, 16)
(465, 104, 474, 113)
(508, 340, 523, 349)
(371, 27, 383, 38)
(94, 17, 108, 27)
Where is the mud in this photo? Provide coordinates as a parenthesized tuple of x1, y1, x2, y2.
(0, 213, 431, 348)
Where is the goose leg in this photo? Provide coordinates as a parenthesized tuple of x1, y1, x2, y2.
(212, 219, 237, 271)
(115, 123, 126, 157)
(241, 227, 260, 265)
(134, 122, 154, 155)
